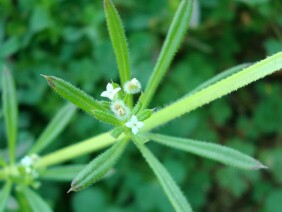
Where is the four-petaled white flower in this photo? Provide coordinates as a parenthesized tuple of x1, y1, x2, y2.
(20, 156, 33, 166)
(125, 115, 144, 135)
(101, 83, 121, 100)
(20, 155, 39, 177)
(124, 78, 141, 94)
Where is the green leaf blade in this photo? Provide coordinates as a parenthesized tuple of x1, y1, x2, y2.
(29, 103, 76, 154)
(104, 0, 131, 86)
(135, 143, 192, 212)
(144, 52, 282, 131)
(137, 109, 152, 121)
(143, 0, 194, 108)
(92, 110, 122, 126)
(42, 75, 104, 114)
(23, 187, 52, 212)
(70, 139, 128, 192)
(0, 181, 12, 212)
(2, 66, 18, 164)
(111, 126, 124, 138)
(148, 133, 266, 170)
(15, 189, 30, 212)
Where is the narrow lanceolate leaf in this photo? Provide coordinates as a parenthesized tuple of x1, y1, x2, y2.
(187, 63, 250, 96)
(23, 187, 52, 212)
(135, 143, 192, 212)
(137, 109, 152, 121)
(15, 189, 30, 212)
(41, 164, 86, 182)
(143, 0, 194, 108)
(148, 133, 267, 170)
(111, 126, 124, 138)
(144, 52, 282, 131)
(0, 181, 12, 212)
(70, 139, 128, 192)
(29, 103, 76, 154)
(134, 134, 149, 144)
(92, 110, 122, 126)
(104, 0, 131, 85)
(131, 100, 142, 116)
(2, 66, 18, 164)
(42, 75, 104, 114)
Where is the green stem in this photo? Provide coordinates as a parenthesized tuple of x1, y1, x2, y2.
(143, 52, 282, 131)
(35, 132, 118, 168)
(0, 165, 19, 180)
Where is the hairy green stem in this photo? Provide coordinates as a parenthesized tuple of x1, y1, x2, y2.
(35, 132, 119, 168)
(143, 52, 282, 130)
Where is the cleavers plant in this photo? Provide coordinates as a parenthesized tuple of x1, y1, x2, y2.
(0, 67, 78, 211)
(1, 0, 282, 211)
(41, 0, 282, 210)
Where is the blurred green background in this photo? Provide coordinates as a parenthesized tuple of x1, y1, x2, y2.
(1, 0, 282, 211)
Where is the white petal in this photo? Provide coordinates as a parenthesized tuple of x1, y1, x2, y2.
(136, 121, 144, 128)
(123, 81, 130, 93)
(132, 126, 139, 135)
(125, 122, 133, 128)
(21, 156, 32, 166)
(109, 93, 116, 100)
(113, 87, 121, 94)
(106, 83, 113, 91)
(131, 115, 138, 123)
(101, 91, 109, 97)
(131, 78, 138, 85)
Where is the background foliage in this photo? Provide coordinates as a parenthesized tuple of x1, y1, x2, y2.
(0, 0, 282, 211)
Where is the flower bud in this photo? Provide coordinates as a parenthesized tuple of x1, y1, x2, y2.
(124, 78, 141, 94)
(111, 100, 130, 120)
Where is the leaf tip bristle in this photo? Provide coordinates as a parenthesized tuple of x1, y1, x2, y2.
(259, 164, 269, 170)
(252, 160, 269, 170)
(67, 187, 74, 193)
(41, 74, 55, 88)
(104, 0, 110, 7)
(40, 74, 48, 78)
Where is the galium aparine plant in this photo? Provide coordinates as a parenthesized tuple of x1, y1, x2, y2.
(41, 0, 282, 211)
(0, 67, 77, 211)
(1, 0, 282, 211)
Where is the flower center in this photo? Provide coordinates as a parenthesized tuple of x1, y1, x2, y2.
(128, 83, 137, 90)
(117, 108, 125, 116)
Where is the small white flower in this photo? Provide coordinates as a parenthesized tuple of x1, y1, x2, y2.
(111, 100, 130, 120)
(101, 83, 121, 100)
(19, 154, 40, 177)
(20, 156, 33, 166)
(124, 78, 141, 94)
(125, 115, 144, 135)
(30, 154, 40, 163)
